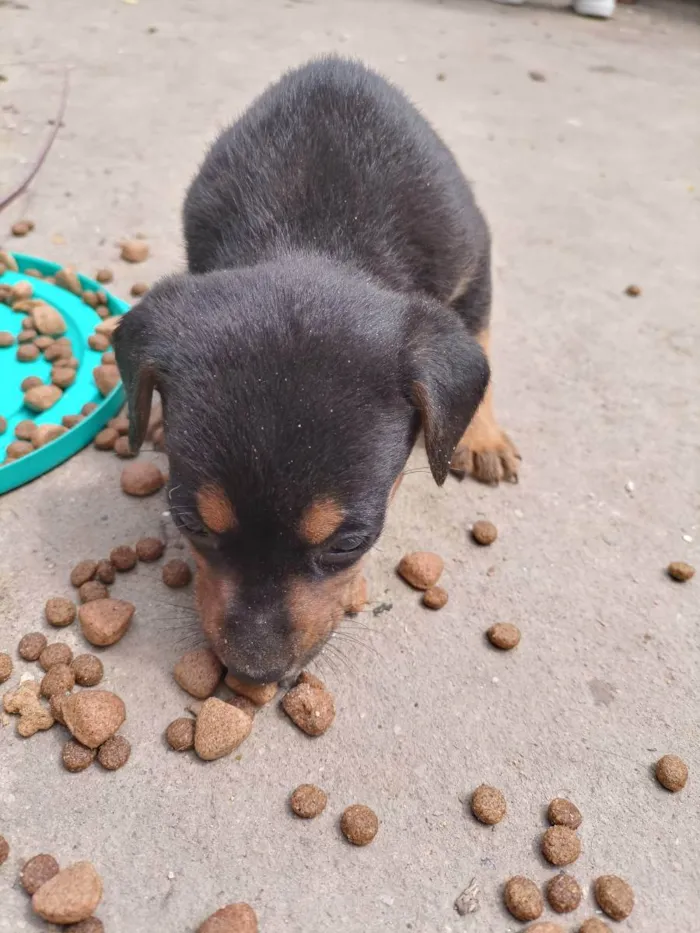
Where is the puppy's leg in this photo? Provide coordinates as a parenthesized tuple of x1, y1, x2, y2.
(448, 257, 520, 485)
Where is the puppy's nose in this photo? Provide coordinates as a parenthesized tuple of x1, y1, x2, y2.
(222, 606, 292, 684)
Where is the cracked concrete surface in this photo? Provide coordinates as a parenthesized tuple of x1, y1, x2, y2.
(1, 0, 699, 930)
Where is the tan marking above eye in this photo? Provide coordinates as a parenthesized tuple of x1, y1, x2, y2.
(196, 483, 238, 534)
(298, 496, 344, 546)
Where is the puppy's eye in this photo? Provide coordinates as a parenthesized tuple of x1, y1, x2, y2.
(318, 533, 372, 569)
(171, 509, 209, 539)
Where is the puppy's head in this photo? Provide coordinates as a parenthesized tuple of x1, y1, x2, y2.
(113, 257, 488, 682)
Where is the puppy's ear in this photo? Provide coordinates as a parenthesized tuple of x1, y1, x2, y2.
(405, 302, 490, 485)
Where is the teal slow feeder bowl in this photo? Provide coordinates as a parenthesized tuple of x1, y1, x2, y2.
(0, 253, 130, 495)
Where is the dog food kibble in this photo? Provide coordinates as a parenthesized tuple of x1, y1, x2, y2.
(79, 598, 135, 647)
(131, 282, 149, 297)
(95, 559, 116, 584)
(198, 903, 258, 933)
(11, 218, 34, 236)
(114, 436, 136, 458)
(422, 586, 448, 609)
(470, 784, 507, 824)
(120, 461, 164, 497)
(110, 545, 137, 571)
(71, 654, 104, 687)
(655, 754, 688, 792)
(45, 596, 77, 627)
(19, 632, 47, 661)
(97, 734, 131, 770)
(166, 717, 196, 751)
(94, 427, 118, 451)
(290, 784, 328, 819)
(93, 364, 120, 397)
(0, 652, 12, 683)
(225, 673, 278, 706)
(340, 804, 379, 846)
(174, 648, 224, 699)
(503, 876, 543, 922)
(282, 682, 335, 736)
(39, 642, 73, 670)
(541, 826, 581, 866)
(88, 333, 110, 352)
(397, 551, 444, 590)
(0, 331, 14, 347)
(548, 798, 582, 829)
(21, 854, 60, 894)
(32, 861, 103, 925)
(297, 670, 325, 690)
(24, 384, 63, 412)
(32, 423, 67, 447)
(227, 695, 258, 719)
(62, 741, 97, 773)
(50, 693, 66, 725)
(486, 622, 521, 650)
(79, 580, 110, 603)
(6, 439, 33, 459)
(4, 681, 55, 736)
(579, 920, 612, 933)
(41, 663, 75, 698)
(71, 560, 98, 588)
(0, 835, 8, 866)
(667, 560, 695, 582)
(162, 559, 192, 588)
(0, 415, 7, 434)
(17, 343, 40, 362)
(66, 919, 105, 933)
(95, 268, 113, 284)
(547, 873, 582, 913)
(524, 925, 564, 933)
(120, 239, 149, 263)
(594, 875, 634, 921)
(625, 284, 641, 297)
(194, 697, 253, 761)
(32, 304, 67, 336)
(62, 690, 126, 748)
(471, 520, 498, 545)
(15, 417, 38, 439)
(136, 537, 165, 562)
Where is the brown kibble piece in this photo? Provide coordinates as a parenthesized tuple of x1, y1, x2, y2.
(667, 561, 695, 582)
(66, 919, 105, 933)
(110, 545, 137, 571)
(121, 461, 164, 496)
(102, 351, 115, 365)
(32, 304, 67, 336)
(470, 784, 507, 824)
(282, 682, 335, 736)
(39, 642, 73, 670)
(194, 697, 253, 761)
(44, 342, 71, 362)
(32, 423, 67, 447)
(547, 798, 582, 829)
(3, 681, 54, 736)
(21, 854, 60, 894)
(18, 328, 39, 344)
(0, 330, 14, 347)
(88, 333, 110, 352)
(625, 284, 641, 297)
(95, 268, 113, 284)
(542, 826, 581, 866)
(197, 903, 258, 933)
(0, 652, 12, 683)
(62, 690, 126, 748)
(162, 559, 192, 588)
(524, 925, 564, 933)
(109, 414, 129, 434)
(20, 377, 42, 393)
(227, 695, 257, 719)
(11, 219, 33, 236)
(97, 734, 131, 770)
(487, 622, 521, 650)
(0, 836, 8, 866)
(79, 598, 135, 647)
(95, 559, 116, 584)
(504, 876, 543, 922)
(62, 740, 97, 773)
(397, 551, 444, 590)
(79, 580, 110, 603)
(52, 366, 77, 389)
(19, 632, 47, 661)
(296, 670, 325, 690)
(93, 364, 120, 397)
(6, 439, 34, 459)
(422, 586, 448, 609)
(24, 384, 62, 411)
(225, 673, 277, 706)
(340, 804, 379, 846)
(55, 267, 83, 295)
(166, 717, 196, 751)
(17, 343, 40, 361)
(594, 875, 634, 921)
(70, 560, 98, 587)
(94, 427, 119, 450)
(655, 754, 689, 792)
(547, 873, 582, 913)
(136, 537, 165, 562)
(471, 519, 498, 545)
(45, 596, 77, 627)
(34, 335, 54, 350)
(579, 920, 611, 933)
(130, 282, 149, 297)
(290, 784, 328, 819)
(32, 861, 103, 924)
(174, 648, 224, 699)
(41, 663, 75, 698)
(113, 435, 135, 458)
(82, 402, 98, 416)
(50, 693, 67, 725)
(15, 418, 37, 440)
(120, 240, 149, 263)
(71, 654, 104, 687)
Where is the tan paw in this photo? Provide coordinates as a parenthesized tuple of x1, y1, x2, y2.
(450, 429, 520, 485)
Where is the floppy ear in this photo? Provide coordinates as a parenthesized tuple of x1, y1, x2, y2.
(112, 296, 163, 454)
(406, 305, 490, 485)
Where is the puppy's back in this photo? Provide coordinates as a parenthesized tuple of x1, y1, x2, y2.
(184, 57, 488, 300)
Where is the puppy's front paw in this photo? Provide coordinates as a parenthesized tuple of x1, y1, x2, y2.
(450, 425, 520, 485)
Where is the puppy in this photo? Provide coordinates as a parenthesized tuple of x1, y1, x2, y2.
(113, 57, 518, 686)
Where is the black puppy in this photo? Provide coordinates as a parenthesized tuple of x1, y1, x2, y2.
(113, 57, 518, 686)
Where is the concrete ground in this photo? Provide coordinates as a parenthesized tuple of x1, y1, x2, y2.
(1, 0, 699, 930)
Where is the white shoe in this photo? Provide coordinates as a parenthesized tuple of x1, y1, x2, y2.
(573, 0, 615, 17)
